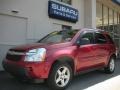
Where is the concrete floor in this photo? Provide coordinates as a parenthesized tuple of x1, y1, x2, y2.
(0, 59, 120, 90)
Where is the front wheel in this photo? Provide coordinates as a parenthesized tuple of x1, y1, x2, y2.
(104, 57, 115, 74)
(47, 62, 73, 90)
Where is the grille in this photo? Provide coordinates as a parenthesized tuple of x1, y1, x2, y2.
(6, 49, 25, 62)
(6, 54, 23, 61)
(9, 49, 26, 52)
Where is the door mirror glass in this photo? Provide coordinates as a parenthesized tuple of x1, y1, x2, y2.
(80, 38, 90, 45)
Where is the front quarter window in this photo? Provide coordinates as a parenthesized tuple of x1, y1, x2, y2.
(38, 30, 79, 44)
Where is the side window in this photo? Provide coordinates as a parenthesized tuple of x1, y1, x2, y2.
(80, 32, 94, 45)
(95, 33, 107, 44)
(106, 34, 114, 44)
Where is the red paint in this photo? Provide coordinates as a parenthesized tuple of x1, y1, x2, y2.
(3, 29, 116, 80)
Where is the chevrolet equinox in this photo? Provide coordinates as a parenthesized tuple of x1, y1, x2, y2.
(3, 29, 116, 90)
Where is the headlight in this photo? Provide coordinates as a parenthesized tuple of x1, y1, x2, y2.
(25, 48, 46, 62)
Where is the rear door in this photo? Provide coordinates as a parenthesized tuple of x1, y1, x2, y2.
(94, 32, 109, 65)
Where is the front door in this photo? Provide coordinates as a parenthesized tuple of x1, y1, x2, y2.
(76, 31, 97, 71)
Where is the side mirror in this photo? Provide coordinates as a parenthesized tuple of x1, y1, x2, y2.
(80, 38, 90, 45)
(76, 38, 90, 46)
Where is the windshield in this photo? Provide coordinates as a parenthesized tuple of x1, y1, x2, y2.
(38, 30, 79, 44)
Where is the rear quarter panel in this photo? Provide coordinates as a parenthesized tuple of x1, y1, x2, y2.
(105, 43, 116, 66)
(104, 33, 116, 66)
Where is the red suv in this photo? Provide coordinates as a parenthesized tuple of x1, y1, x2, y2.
(3, 29, 116, 90)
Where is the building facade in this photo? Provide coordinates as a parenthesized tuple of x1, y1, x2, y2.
(96, 0, 120, 52)
(0, 0, 119, 70)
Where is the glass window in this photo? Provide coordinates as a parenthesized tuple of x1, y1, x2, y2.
(62, 25, 72, 30)
(96, 2, 120, 52)
(119, 14, 120, 24)
(114, 12, 118, 33)
(114, 12, 117, 25)
(109, 9, 114, 32)
(81, 32, 94, 44)
(56, 0, 71, 5)
(118, 13, 120, 29)
(96, 2, 120, 32)
(38, 30, 78, 43)
(118, 14, 120, 31)
(117, 13, 119, 24)
(96, 3, 102, 29)
(95, 33, 107, 44)
(103, 6, 109, 30)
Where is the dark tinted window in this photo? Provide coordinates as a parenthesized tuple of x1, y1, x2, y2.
(95, 33, 107, 44)
(81, 32, 94, 44)
(106, 34, 114, 44)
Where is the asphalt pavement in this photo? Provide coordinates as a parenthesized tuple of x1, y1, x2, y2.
(0, 59, 120, 90)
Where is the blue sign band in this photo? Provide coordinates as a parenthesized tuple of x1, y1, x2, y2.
(48, 1, 79, 23)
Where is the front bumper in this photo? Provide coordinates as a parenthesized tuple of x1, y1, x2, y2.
(2, 60, 50, 80)
(3, 60, 30, 80)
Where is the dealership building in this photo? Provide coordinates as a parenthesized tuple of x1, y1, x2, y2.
(0, 0, 120, 70)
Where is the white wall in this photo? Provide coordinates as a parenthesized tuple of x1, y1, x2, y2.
(84, 0, 96, 28)
(0, 0, 85, 42)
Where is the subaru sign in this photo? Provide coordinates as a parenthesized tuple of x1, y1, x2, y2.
(48, 1, 79, 23)
(112, 0, 120, 5)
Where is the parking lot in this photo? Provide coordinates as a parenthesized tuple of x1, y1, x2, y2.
(0, 59, 120, 90)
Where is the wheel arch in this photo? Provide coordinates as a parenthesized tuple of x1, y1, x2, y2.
(49, 56, 76, 77)
(110, 53, 116, 60)
(106, 53, 116, 66)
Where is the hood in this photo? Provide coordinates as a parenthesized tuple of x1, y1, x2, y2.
(10, 42, 72, 52)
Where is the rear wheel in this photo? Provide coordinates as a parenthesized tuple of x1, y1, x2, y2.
(104, 57, 115, 74)
(47, 62, 73, 90)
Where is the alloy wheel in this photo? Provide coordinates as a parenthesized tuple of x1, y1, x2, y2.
(55, 66, 70, 87)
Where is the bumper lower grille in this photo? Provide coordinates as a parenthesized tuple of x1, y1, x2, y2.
(2, 61, 29, 79)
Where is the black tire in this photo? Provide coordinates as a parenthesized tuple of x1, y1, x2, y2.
(104, 57, 115, 74)
(47, 62, 73, 90)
